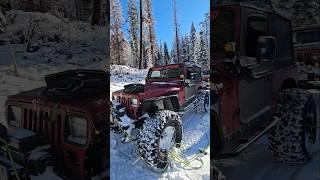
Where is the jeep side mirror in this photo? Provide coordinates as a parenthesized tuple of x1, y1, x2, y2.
(258, 36, 276, 63)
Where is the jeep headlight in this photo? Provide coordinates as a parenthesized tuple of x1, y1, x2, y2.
(131, 98, 138, 107)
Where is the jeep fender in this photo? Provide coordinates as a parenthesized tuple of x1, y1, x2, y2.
(143, 94, 180, 112)
(281, 78, 298, 89)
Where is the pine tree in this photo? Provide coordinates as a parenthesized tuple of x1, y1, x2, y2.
(197, 19, 209, 70)
(155, 44, 162, 66)
(163, 42, 170, 65)
(110, 0, 126, 65)
(157, 43, 163, 65)
(128, 0, 139, 68)
(181, 35, 190, 62)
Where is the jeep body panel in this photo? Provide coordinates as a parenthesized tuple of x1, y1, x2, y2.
(212, 4, 298, 156)
(5, 87, 107, 180)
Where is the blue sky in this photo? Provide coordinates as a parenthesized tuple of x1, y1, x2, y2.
(120, 0, 209, 49)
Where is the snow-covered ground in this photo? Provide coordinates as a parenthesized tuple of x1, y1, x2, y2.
(216, 90, 320, 180)
(110, 65, 211, 180)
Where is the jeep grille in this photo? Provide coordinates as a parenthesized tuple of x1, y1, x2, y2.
(297, 52, 313, 64)
(22, 108, 61, 146)
(119, 97, 130, 109)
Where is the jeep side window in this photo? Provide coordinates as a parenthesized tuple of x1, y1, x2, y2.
(65, 116, 87, 145)
(245, 17, 267, 58)
(148, 69, 181, 78)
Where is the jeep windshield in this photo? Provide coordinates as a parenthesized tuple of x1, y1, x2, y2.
(294, 28, 320, 44)
(148, 68, 182, 79)
(213, 8, 236, 51)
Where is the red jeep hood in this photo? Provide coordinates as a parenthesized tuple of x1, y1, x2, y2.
(113, 82, 182, 100)
(7, 87, 107, 124)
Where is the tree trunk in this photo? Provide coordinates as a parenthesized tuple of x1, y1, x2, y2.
(139, 0, 143, 69)
(91, 0, 101, 26)
(173, 0, 180, 63)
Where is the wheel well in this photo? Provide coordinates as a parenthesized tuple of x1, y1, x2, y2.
(281, 78, 297, 89)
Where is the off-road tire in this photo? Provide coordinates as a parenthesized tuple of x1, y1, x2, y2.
(137, 110, 182, 169)
(268, 89, 317, 165)
(194, 90, 209, 113)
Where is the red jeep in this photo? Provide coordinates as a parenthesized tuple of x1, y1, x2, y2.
(111, 63, 209, 170)
(293, 24, 320, 66)
(212, 3, 317, 177)
(0, 70, 108, 180)
(293, 24, 320, 88)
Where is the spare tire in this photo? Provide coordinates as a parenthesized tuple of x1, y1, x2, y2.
(124, 84, 144, 93)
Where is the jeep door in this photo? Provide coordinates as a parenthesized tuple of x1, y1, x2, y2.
(238, 8, 273, 124)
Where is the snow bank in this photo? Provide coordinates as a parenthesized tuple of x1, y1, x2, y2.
(0, 10, 107, 68)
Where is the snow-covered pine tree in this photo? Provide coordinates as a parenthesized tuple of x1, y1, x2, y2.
(156, 43, 163, 65)
(110, 0, 126, 65)
(163, 42, 170, 65)
(197, 22, 209, 70)
(128, 0, 139, 68)
(180, 35, 190, 63)
(171, 41, 178, 64)
(189, 22, 197, 64)
(155, 44, 162, 66)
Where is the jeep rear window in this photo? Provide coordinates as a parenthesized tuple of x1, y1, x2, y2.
(65, 116, 87, 145)
(148, 68, 182, 79)
(213, 9, 235, 51)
